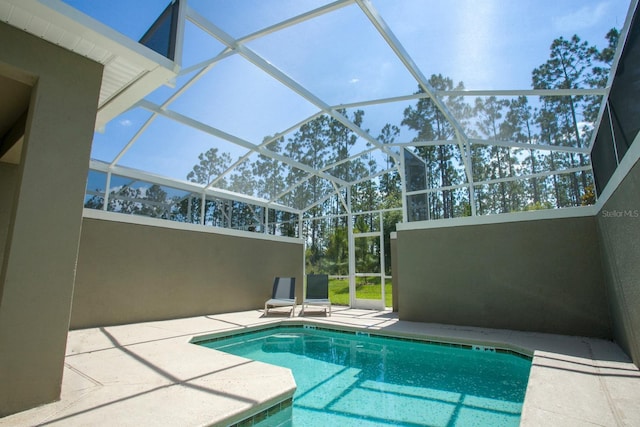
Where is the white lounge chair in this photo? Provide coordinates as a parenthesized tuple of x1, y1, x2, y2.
(301, 274, 331, 316)
(264, 277, 296, 317)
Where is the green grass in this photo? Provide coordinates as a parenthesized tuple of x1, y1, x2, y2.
(328, 278, 392, 307)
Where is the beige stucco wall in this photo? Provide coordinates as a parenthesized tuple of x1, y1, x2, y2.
(597, 157, 640, 366)
(70, 216, 304, 328)
(396, 215, 611, 338)
(0, 23, 102, 416)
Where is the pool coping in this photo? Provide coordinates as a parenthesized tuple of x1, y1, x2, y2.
(0, 308, 638, 426)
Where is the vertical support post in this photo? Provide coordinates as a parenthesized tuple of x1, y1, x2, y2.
(298, 213, 303, 239)
(379, 211, 386, 307)
(400, 149, 408, 223)
(425, 158, 430, 221)
(103, 171, 112, 211)
(264, 207, 268, 234)
(467, 140, 477, 216)
(199, 192, 206, 225)
(347, 186, 356, 307)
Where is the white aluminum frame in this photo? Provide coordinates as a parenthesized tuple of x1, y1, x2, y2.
(67, 0, 637, 311)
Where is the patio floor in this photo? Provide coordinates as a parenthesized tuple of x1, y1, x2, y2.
(1, 307, 639, 426)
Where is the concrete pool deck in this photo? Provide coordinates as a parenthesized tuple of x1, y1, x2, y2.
(1, 307, 639, 426)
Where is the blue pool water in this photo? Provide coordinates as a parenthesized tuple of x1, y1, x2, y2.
(198, 326, 531, 426)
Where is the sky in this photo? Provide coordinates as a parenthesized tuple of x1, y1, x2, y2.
(62, 0, 632, 188)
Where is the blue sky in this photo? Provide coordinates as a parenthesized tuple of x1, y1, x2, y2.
(64, 0, 631, 184)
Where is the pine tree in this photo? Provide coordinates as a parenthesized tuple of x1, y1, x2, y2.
(532, 35, 600, 205)
(401, 75, 468, 218)
(474, 96, 511, 213)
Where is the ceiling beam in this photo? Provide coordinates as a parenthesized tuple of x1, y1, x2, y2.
(138, 99, 350, 188)
(333, 88, 606, 110)
(186, 5, 400, 165)
(355, 0, 475, 190)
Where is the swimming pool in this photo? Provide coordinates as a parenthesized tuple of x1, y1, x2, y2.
(197, 325, 531, 426)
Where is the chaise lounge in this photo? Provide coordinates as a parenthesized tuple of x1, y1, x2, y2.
(264, 277, 297, 317)
(301, 274, 331, 316)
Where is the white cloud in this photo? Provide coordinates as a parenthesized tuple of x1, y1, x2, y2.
(553, 2, 611, 32)
(349, 78, 360, 84)
(119, 119, 133, 127)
